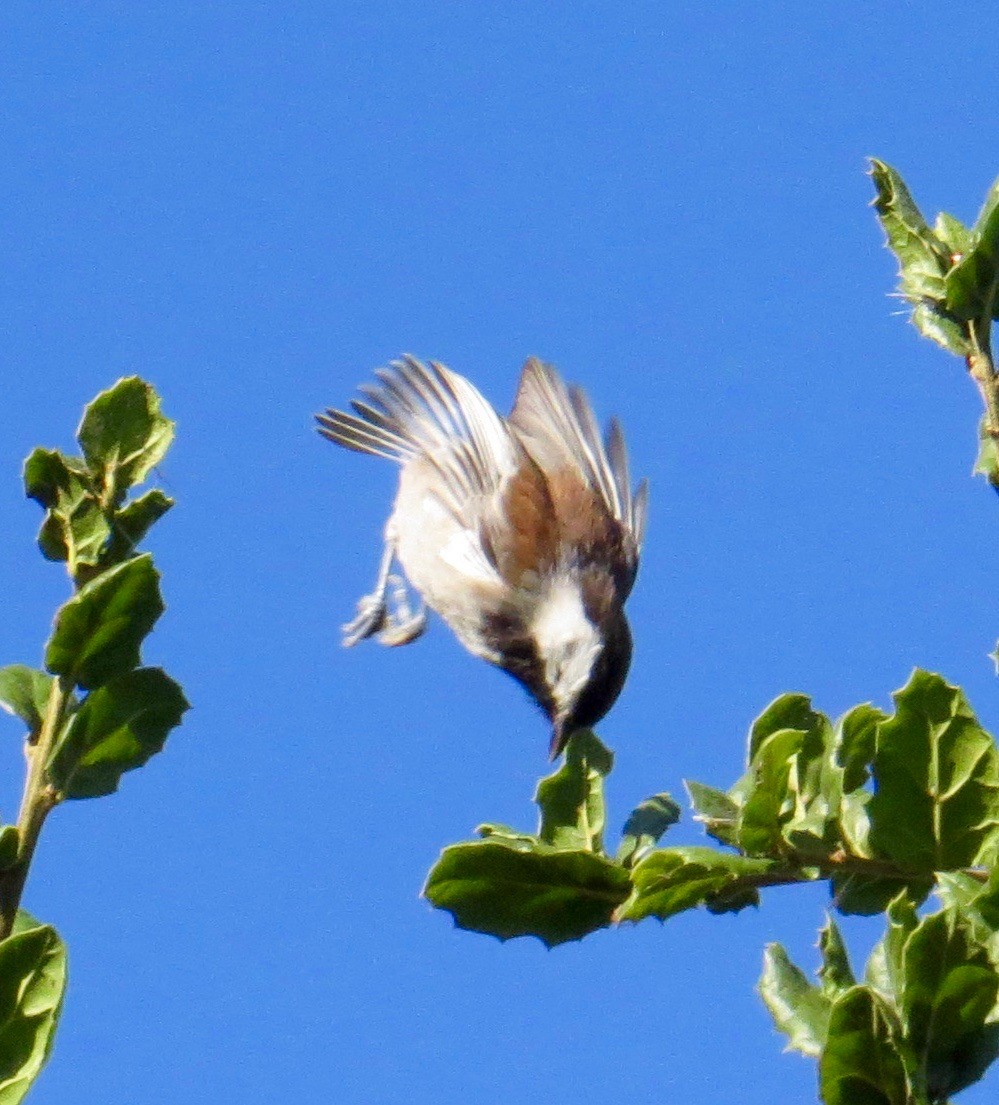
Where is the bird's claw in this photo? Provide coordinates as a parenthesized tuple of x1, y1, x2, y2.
(376, 575, 427, 646)
(341, 594, 387, 647)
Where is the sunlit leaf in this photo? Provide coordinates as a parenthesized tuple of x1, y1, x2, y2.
(759, 942, 830, 1057)
(423, 840, 630, 947)
(868, 671, 999, 872)
(618, 846, 778, 922)
(535, 730, 613, 853)
(77, 377, 175, 507)
(0, 668, 53, 738)
(0, 920, 66, 1105)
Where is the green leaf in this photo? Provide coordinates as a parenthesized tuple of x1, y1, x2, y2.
(47, 667, 188, 799)
(422, 840, 630, 947)
(934, 211, 974, 256)
(0, 668, 53, 737)
(868, 671, 999, 872)
(475, 824, 540, 851)
(901, 909, 999, 1099)
(0, 922, 67, 1105)
(832, 872, 932, 917)
(22, 448, 110, 571)
(758, 942, 831, 1057)
(616, 793, 680, 866)
(819, 986, 910, 1105)
(748, 692, 822, 760)
(738, 727, 803, 855)
(865, 892, 920, 1005)
(685, 780, 740, 846)
(836, 703, 886, 793)
(974, 416, 999, 489)
(944, 176, 999, 322)
(782, 708, 842, 860)
(869, 158, 970, 356)
(104, 489, 174, 562)
(535, 730, 613, 853)
(819, 916, 856, 998)
(0, 829, 18, 872)
(618, 846, 780, 923)
(45, 554, 163, 689)
(77, 377, 175, 507)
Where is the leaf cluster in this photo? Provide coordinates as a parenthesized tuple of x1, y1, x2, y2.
(0, 379, 186, 1102)
(871, 160, 999, 487)
(762, 881, 999, 1104)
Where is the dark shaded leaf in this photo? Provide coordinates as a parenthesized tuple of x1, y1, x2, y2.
(22, 448, 110, 570)
(685, 780, 740, 846)
(759, 942, 830, 1057)
(902, 909, 999, 1099)
(423, 840, 630, 947)
(45, 555, 163, 689)
(618, 846, 779, 922)
(77, 378, 175, 507)
(868, 671, 999, 872)
(617, 793, 680, 866)
(103, 489, 174, 563)
(535, 730, 613, 853)
(0, 668, 53, 737)
(819, 986, 910, 1105)
(832, 872, 932, 918)
(0, 829, 18, 872)
(944, 177, 999, 322)
(47, 667, 188, 799)
(819, 916, 856, 998)
(0, 921, 66, 1105)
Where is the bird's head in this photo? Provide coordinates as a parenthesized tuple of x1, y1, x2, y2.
(525, 574, 633, 759)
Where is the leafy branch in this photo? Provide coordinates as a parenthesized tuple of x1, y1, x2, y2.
(0, 378, 186, 1102)
(870, 160, 999, 490)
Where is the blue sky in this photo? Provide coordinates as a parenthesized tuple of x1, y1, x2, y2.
(2, 4, 998, 1102)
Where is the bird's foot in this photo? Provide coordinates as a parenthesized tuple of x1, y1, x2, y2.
(341, 593, 388, 647)
(376, 574, 427, 646)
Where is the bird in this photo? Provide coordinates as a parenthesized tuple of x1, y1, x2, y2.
(316, 355, 647, 759)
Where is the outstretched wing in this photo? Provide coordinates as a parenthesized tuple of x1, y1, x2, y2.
(316, 355, 521, 515)
(508, 358, 648, 550)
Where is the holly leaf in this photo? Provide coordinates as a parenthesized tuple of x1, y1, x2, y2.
(685, 780, 740, 847)
(819, 986, 910, 1105)
(0, 668, 54, 738)
(819, 916, 856, 998)
(22, 448, 109, 571)
(45, 555, 163, 689)
(0, 920, 66, 1105)
(944, 175, 999, 322)
(77, 377, 175, 507)
(616, 793, 680, 867)
(759, 942, 831, 1057)
(618, 846, 779, 922)
(423, 840, 630, 947)
(901, 909, 999, 1099)
(47, 667, 188, 799)
(868, 671, 999, 873)
(535, 730, 613, 853)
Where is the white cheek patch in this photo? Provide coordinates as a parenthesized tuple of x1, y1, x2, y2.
(533, 581, 600, 712)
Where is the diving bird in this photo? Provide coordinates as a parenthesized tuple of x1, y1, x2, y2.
(316, 356, 647, 758)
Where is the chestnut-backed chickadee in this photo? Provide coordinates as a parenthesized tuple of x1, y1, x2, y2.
(316, 356, 647, 758)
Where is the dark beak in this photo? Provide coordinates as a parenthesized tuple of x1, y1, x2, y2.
(548, 718, 568, 761)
